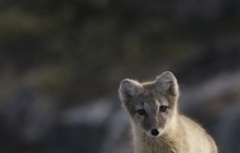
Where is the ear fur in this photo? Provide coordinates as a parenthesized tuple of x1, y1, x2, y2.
(155, 71, 179, 96)
(119, 79, 142, 102)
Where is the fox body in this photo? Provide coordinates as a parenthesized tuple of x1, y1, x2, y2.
(119, 71, 217, 153)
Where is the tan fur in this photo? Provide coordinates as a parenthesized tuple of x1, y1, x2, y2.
(132, 115, 218, 153)
(119, 71, 218, 153)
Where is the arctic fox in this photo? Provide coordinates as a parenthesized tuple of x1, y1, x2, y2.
(119, 71, 218, 153)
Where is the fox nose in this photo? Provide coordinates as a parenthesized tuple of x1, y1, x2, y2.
(151, 128, 159, 136)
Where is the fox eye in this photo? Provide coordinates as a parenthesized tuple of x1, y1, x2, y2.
(160, 106, 168, 112)
(137, 109, 146, 115)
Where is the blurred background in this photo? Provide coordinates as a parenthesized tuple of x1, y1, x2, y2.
(0, 0, 240, 153)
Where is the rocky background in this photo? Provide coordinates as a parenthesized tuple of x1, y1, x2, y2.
(0, 0, 240, 153)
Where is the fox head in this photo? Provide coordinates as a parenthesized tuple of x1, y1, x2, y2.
(119, 71, 179, 137)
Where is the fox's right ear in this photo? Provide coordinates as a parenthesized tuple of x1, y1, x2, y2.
(155, 71, 179, 96)
(119, 79, 142, 102)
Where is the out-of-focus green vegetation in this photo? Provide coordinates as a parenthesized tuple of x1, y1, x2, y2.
(0, 0, 239, 105)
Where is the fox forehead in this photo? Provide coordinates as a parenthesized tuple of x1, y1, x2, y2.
(134, 84, 169, 108)
(143, 82, 168, 100)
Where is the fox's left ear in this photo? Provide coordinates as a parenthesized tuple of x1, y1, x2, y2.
(119, 79, 143, 103)
(155, 71, 179, 96)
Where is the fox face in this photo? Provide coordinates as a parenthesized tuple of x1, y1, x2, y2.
(119, 71, 179, 137)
